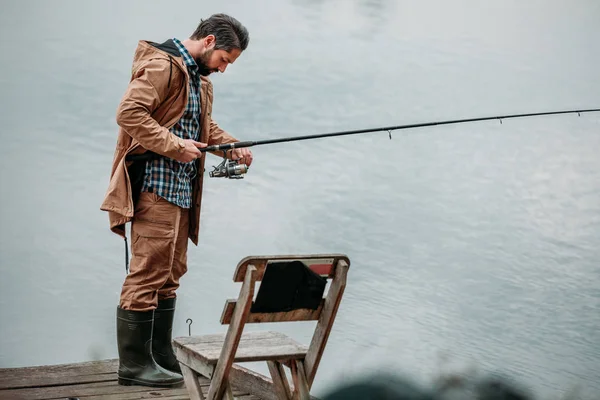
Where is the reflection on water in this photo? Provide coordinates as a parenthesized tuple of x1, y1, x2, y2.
(0, 0, 599, 398)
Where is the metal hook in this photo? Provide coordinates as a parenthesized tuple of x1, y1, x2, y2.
(388, 129, 392, 139)
(186, 318, 193, 336)
(499, 118, 503, 124)
(578, 112, 581, 117)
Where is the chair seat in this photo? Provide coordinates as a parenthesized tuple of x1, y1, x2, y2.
(174, 330, 308, 364)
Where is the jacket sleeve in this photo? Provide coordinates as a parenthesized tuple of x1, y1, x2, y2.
(116, 58, 185, 159)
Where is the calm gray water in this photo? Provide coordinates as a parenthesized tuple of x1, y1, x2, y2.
(1, 0, 599, 398)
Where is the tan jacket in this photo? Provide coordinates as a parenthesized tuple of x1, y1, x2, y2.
(100, 39, 237, 245)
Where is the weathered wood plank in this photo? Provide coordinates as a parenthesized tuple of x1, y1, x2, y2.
(87, 395, 259, 400)
(0, 359, 118, 376)
(207, 265, 257, 400)
(220, 299, 325, 325)
(187, 344, 307, 364)
(82, 388, 261, 400)
(85, 395, 190, 400)
(0, 371, 116, 390)
(224, 383, 234, 400)
(267, 361, 291, 400)
(83, 388, 190, 400)
(177, 348, 215, 380)
(81, 386, 260, 400)
(233, 254, 350, 282)
(290, 361, 300, 400)
(176, 331, 307, 365)
(180, 363, 206, 400)
(0, 359, 119, 389)
(175, 331, 288, 346)
(304, 259, 349, 388)
(295, 361, 310, 400)
(0, 380, 182, 400)
(228, 364, 278, 400)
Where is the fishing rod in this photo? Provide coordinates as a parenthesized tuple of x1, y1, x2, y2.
(126, 108, 600, 179)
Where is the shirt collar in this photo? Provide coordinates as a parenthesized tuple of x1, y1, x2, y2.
(172, 37, 199, 73)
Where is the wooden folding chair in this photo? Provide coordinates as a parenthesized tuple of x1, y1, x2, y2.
(173, 254, 350, 400)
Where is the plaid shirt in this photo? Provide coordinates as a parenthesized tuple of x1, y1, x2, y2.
(141, 38, 200, 208)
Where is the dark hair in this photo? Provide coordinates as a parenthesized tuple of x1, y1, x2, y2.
(190, 13, 249, 52)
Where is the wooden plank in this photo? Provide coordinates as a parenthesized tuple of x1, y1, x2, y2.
(233, 254, 350, 282)
(275, 361, 292, 398)
(81, 386, 260, 400)
(295, 361, 310, 400)
(88, 394, 260, 400)
(304, 259, 349, 387)
(207, 265, 257, 400)
(220, 300, 325, 325)
(0, 359, 118, 389)
(224, 384, 234, 400)
(177, 347, 215, 379)
(188, 344, 306, 364)
(178, 331, 303, 350)
(228, 364, 278, 400)
(176, 331, 307, 364)
(180, 363, 206, 400)
(91, 395, 190, 400)
(84, 391, 191, 400)
(267, 361, 291, 400)
(0, 371, 116, 390)
(0, 359, 118, 376)
(175, 331, 285, 347)
(290, 361, 300, 400)
(0, 380, 182, 400)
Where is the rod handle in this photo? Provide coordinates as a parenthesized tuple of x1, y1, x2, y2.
(202, 141, 255, 153)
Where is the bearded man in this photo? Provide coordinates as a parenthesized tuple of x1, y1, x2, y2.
(100, 14, 253, 387)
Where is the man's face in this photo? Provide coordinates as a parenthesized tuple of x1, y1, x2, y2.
(195, 47, 241, 76)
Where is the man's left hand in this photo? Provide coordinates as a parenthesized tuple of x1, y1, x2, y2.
(232, 148, 253, 167)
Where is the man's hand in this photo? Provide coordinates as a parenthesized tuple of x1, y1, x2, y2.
(232, 147, 253, 167)
(175, 139, 207, 163)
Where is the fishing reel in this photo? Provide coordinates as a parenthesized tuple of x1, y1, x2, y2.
(208, 151, 249, 179)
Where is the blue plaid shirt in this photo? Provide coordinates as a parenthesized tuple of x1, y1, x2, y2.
(141, 38, 200, 208)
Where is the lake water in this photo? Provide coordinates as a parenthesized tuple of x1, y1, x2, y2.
(1, 0, 599, 398)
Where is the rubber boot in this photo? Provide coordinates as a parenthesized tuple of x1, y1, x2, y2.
(152, 297, 182, 374)
(116, 306, 183, 387)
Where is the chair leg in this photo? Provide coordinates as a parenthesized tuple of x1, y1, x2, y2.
(268, 360, 292, 399)
(208, 266, 257, 400)
(290, 360, 310, 400)
(223, 382, 234, 400)
(180, 363, 206, 400)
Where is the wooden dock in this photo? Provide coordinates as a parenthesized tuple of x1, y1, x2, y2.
(0, 359, 262, 400)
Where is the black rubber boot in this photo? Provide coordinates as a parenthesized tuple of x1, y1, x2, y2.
(116, 306, 183, 387)
(152, 297, 182, 374)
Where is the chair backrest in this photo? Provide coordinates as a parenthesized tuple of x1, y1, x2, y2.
(220, 254, 350, 325)
(216, 253, 351, 391)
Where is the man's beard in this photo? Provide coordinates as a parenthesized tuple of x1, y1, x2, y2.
(195, 49, 218, 76)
